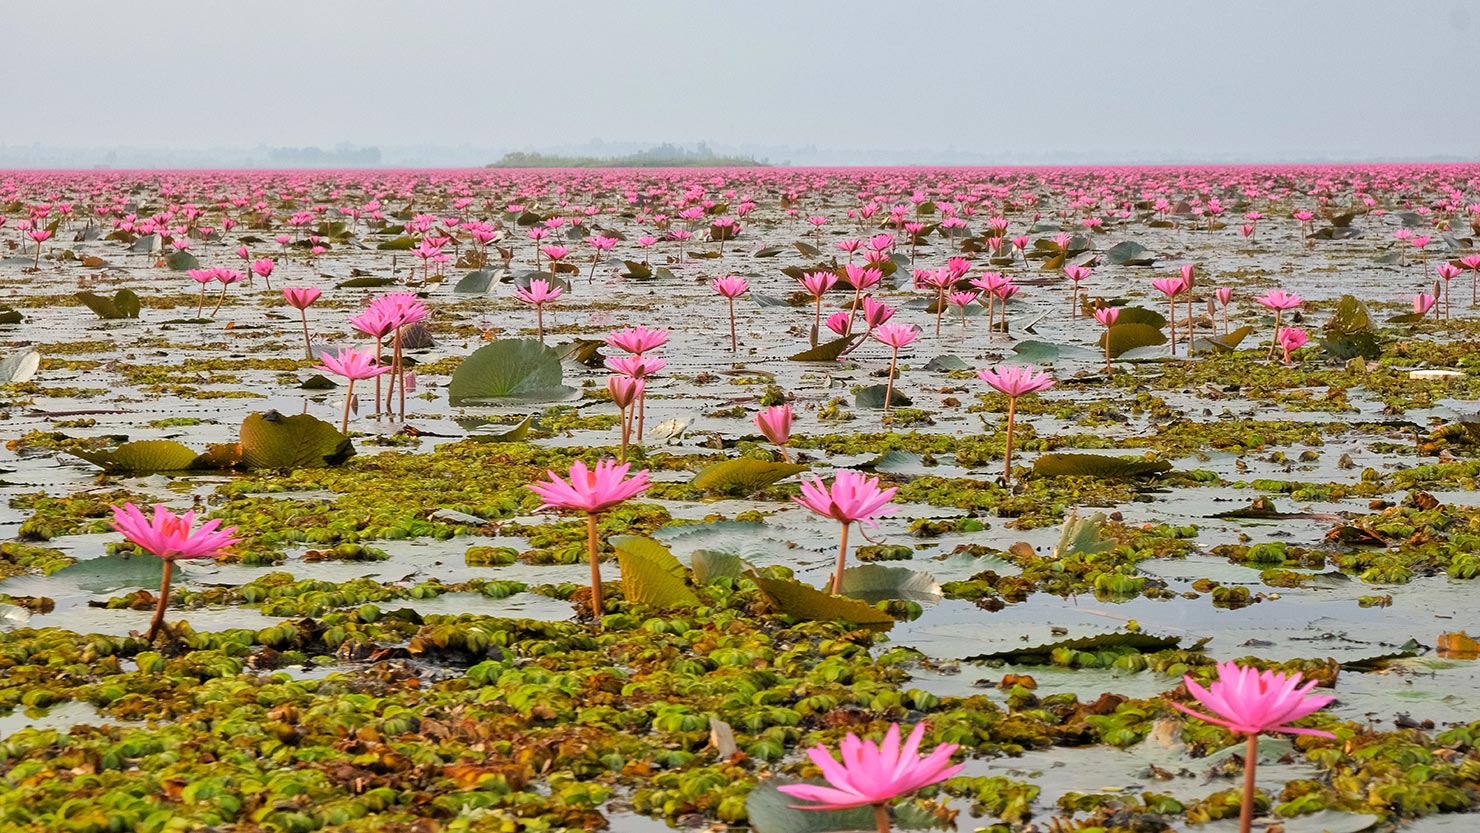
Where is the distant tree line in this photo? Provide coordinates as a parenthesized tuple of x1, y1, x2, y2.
(266, 145, 382, 166)
(491, 142, 768, 168)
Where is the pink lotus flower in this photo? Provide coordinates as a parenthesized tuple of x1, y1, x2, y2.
(1171, 662, 1335, 833)
(283, 287, 322, 360)
(516, 278, 563, 342)
(713, 275, 749, 350)
(861, 297, 894, 330)
(779, 723, 963, 816)
(1094, 307, 1119, 328)
(251, 258, 275, 288)
(283, 286, 321, 310)
(1414, 292, 1437, 316)
(605, 354, 665, 379)
(528, 460, 652, 616)
(1278, 326, 1309, 363)
(754, 404, 793, 462)
(607, 325, 668, 355)
(317, 347, 390, 432)
(871, 324, 919, 417)
(977, 365, 1053, 482)
(826, 311, 852, 336)
(976, 365, 1055, 398)
(607, 375, 645, 460)
(110, 503, 240, 642)
(110, 503, 240, 563)
(795, 469, 899, 593)
(1254, 290, 1303, 311)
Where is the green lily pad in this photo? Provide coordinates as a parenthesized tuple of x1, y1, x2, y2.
(1033, 453, 1171, 479)
(788, 335, 860, 362)
(744, 780, 874, 833)
(1324, 294, 1374, 335)
(375, 236, 415, 251)
(164, 251, 199, 271)
(692, 459, 808, 495)
(1107, 306, 1167, 329)
(964, 631, 1180, 664)
(855, 384, 911, 409)
(748, 571, 895, 631)
(465, 415, 534, 443)
(76, 289, 140, 319)
(336, 277, 398, 288)
(1105, 240, 1157, 266)
(239, 411, 354, 470)
(453, 269, 500, 293)
(838, 565, 942, 604)
(71, 440, 203, 474)
(447, 339, 578, 404)
(1098, 323, 1168, 359)
(299, 374, 338, 390)
(691, 550, 750, 584)
(54, 554, 166, 594)
(610, 535, 700, 609)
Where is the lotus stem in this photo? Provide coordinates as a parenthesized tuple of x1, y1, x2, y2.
(1167, 298, 1177, 355)
(1186, 292, 1196, 356)
(341, 378, 355, 434)
(1003, 396, 1017, 483)
(831, 521, 850, 595)
(195, 286, 206, 319)
(1240, 734, 1258, 833)
(299, 310, 313, 361)
(536, 305, 545, 343)
(210, 283, 229, 317)
(883, 348, 899, 417)
(1268, 310, 1282, 360)
(873, 803, 891, 833)
(145, 559, 174, 642)
(586, 512, 604, 618)
(727, 298, 738, 352)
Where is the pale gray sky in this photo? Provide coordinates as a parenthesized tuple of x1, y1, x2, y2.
(6, 0, 1476, 163)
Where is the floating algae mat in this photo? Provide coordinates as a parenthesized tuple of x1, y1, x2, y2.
(0, 166, 1479, 833)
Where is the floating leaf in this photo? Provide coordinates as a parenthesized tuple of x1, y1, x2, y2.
(335, 276, 397, 288)
(1195, 325, 1254, 352)
(1105, 240, 1157, 266)
(748, 571, 895, 631)
(1033, 453, 1171, 479)
(1324, 294, 1374, 335)
(0, 349, 40, 384)
(1098, 323, 1167, 358)
(553, 339, 605, 366)
(963, 631, 1179, 663)
(1107, 306, 1167, 329)
(838, 565, 942, 604)
(299, 374, 338, 390)
(620, 260, 652, 279)
(164, 251, 199, 271)
(855, 384, 911, 409)
(53, 554, 170, 594)
(752, 245, 785, 257)
(465, 415, 533, 443)
(610, 535, 701, 608)
(1321, 333, 1381, 361)
(1386, 312, 1429, 325)
(692, 459, 808, 495)
(376, 236, 415, 251)
(744, 780, 874, 833)
(453, 269, 500, 293)
(0, 308, 22, 325)
(788, 335, 859, 362)
(447, 339, 577, 404)
(1053, 511, 1116, 558)
(792, 240, 821, 257)
(76, 289, 140, 319)
(924, 354, 968, 372)
(71, 440, 203, 474)
(239, 411, 354, 470)
(691, 550, 749, 583)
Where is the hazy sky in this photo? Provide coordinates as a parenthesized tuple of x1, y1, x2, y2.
(8, 0, 1477, 161)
